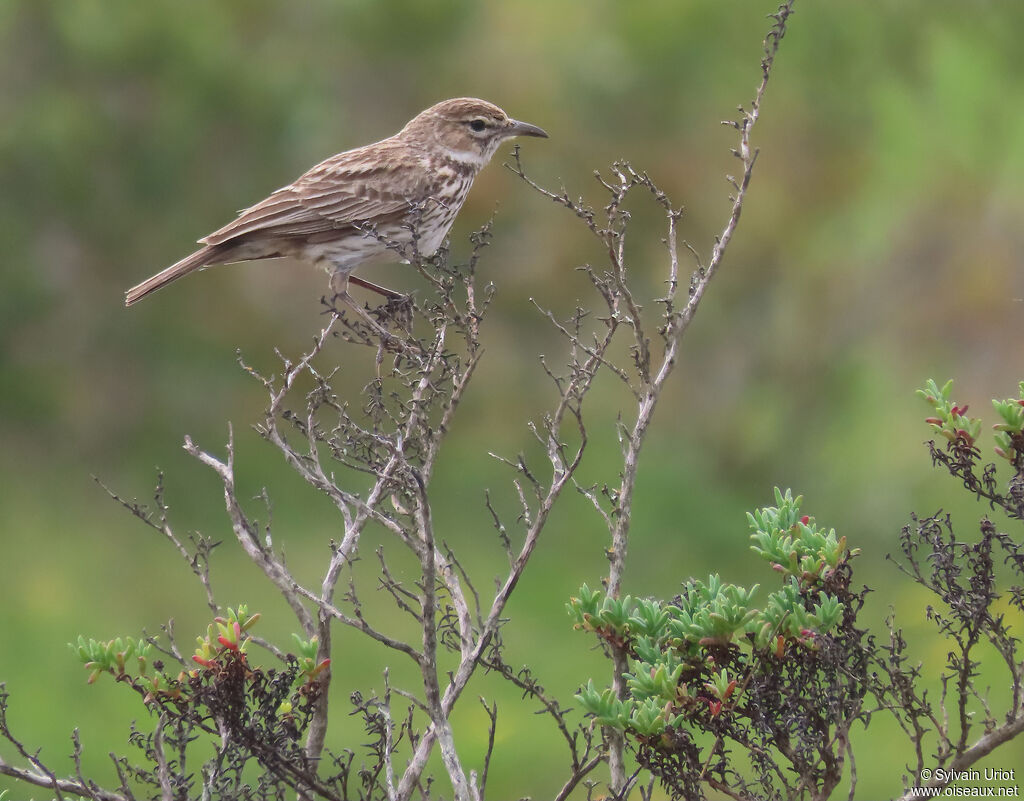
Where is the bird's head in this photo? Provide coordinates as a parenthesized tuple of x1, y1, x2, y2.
(403, 97, 548, 168)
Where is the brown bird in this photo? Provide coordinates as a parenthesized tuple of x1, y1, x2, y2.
(125, 98, 548, 307)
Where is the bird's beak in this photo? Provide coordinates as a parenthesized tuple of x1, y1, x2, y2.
(506, 118, 549, 139)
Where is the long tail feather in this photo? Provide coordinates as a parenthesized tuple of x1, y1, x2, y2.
(124, 246, 218, 306)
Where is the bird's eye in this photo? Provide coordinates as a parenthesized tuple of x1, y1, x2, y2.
(468, 118, 487, 132)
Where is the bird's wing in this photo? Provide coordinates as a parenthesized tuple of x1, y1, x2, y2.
(201, 141, 432, 246)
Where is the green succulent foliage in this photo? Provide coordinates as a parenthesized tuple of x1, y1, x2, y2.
(193, 605, 260, 666)
(567, 583, 634, 637)
(918, 378, 983, 445)
(566, 583, 602, 626)
(292, 632, 320, 660)
(629, 597, 672, 638)
(71, 635, 152, 684)
(752, 579, 844, 650)
(919, 378, 1024, 462)
(577, 680, 635, 729)
(292, 633, 332, 682)
(748, 487, 858, 582)
(991, 381, 1024, 462)
(73, 606, 331, 702)
(704, 668, 733, 700)
(573, 491, 853, 739)
(626, 657, 686, 703)
(669, 575, 760, 647)
(632, 635, 685, 676)
(630, 696, 682, 737)
(578, 679, 689, 737)
(992, 381, 1024, 433)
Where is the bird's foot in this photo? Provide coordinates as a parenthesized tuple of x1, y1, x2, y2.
(328, 290, 422, 359)
(378, 292, 415, 329)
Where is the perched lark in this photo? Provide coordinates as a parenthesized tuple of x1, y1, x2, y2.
(125, 98, 548, 306)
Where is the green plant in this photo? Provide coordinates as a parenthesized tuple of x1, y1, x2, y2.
(570, 490, 864, 799)
(919, 379, 1024, 520)
(567, 380, 1024, 800)
(64, 608, 340, 800)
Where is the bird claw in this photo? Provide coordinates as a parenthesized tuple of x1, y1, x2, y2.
(327, 290, 420, 358)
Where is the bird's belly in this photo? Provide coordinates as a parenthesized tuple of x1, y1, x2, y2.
(301, 236, 392, 273)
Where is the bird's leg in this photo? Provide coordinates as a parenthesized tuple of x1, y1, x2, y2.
(328, 263, 406, 304)
(328, 268, 351, 299)
(328, 286, 422, 362)
(329, 269, 414, 334)
(348, 274, 414, 328)
(348, 274, 406, 302)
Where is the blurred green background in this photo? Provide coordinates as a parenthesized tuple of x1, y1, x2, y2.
(2, 1, 1023, 798)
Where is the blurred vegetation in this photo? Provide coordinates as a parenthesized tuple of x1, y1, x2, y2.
(2, 1, 1023, 798)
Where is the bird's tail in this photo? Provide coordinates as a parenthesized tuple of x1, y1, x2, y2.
(124, 246, 218, 307)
